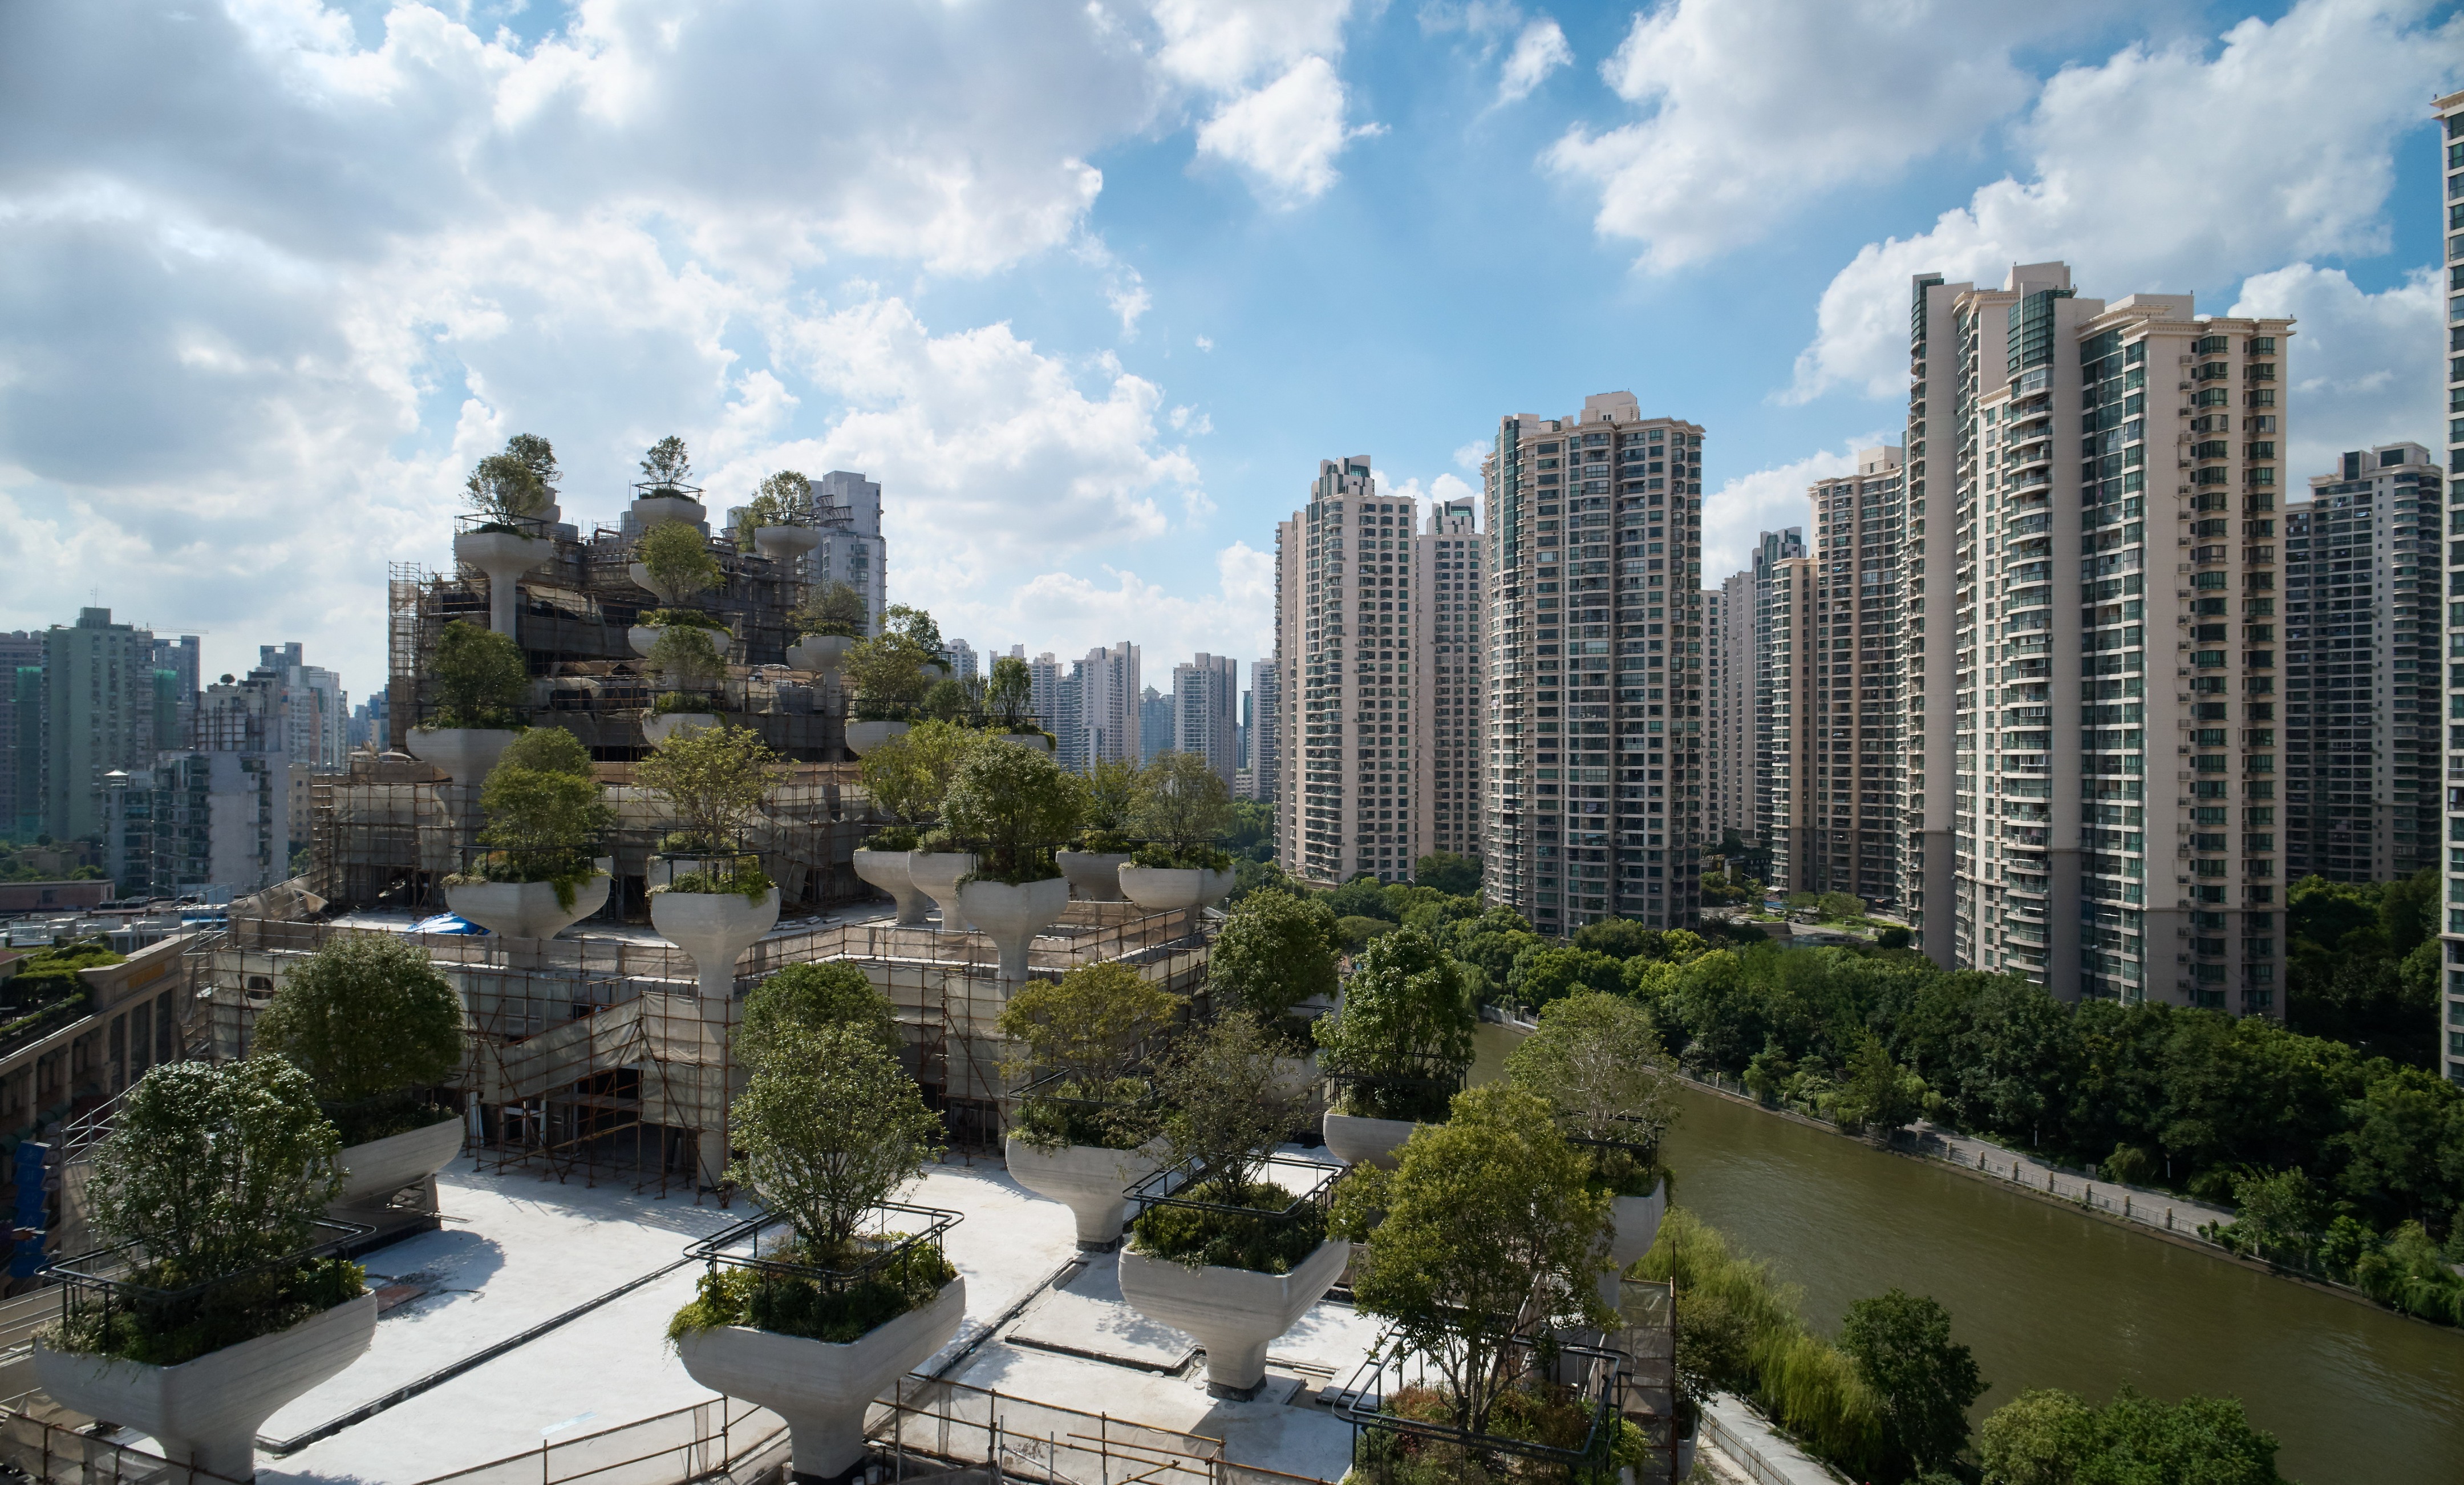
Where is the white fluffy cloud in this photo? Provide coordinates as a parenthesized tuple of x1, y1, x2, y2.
(1154, 0, 1380, 203)
(1700, 436, 1894, 581)
(1496, 19, 1571, 104)
(1549, 0, 2125, 272)
(949, 543, 1278, 674)
(2229, 264, 2446, 479)
(1785, 0, 2460, 403)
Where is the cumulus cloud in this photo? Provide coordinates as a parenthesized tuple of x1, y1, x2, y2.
(1549, 0, 2126, 273)
(1785, 0, 2461, 403)
(1496, 19, 1571, 104)
(1154, 0, 1380, 204)
(2229, 264, 2446, 479)
(947, 543, 1278, 671)
(1700, 436, 1894, 580)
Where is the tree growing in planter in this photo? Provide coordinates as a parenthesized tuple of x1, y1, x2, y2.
(998, 961, 1181, 1150)
(856, 719, 984, 850)
(941, 741, 1082, 884)
(742, 962, 899, 1065)
(428, 620, 529, 729)
(641, 435, 692, 490)
(465, 447, 552, 525)
(795, 580, 870, 640)
(647, 624, 727, 709)
(1314, 926, 1476, 1122)
(1503, 990, 1673, 1194)
(70, 1058, 357, 1363)
(731, 1023, 946, 1253)
(251, 936, 464, 1146)
(985, 655, 1039, 733)
(1128, 750, 1234, 870)
(1131, 1011, 1317, 1272)
(1077, 755, 1141, 852)
(638, 723, 783, 856)
(735, 470, 810, 548)
(1206, 888, 1340, 1034)
(636, 520, 723, 606)
(470, 729, 610, 907)
(1330, 1085, 1612, 1439)
(843, 604, 946, 717)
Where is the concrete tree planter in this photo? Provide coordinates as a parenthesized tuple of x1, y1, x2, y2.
(905, 851, 977, 931)
(627, 624, 660, 657)
(1117, 865, 1236, 912)
(1597, 1180, 1668, 1308)
(675, 1278, 963, 1484)
(1003, 1138, 1164, 1251)
(1117, 1238, 1349, 1397)
(852, 849, 930, 925)
(452, 528, 549, 638)
(335, 1116, 465, 1205)
(786, 633, 854, 679)
(753, 524, 821, 570)
(1056, 850, 1131, 901)
(631, 492, 705, 529)
(954, 876, 1069, 982)
(844, 720, 910, 757)
(407, 727, 518, 837)
(651, 888, 782, 1002)
(642, 712, 722, 747)
(1321, 1111, 1421, 1171)
(34, 1291, 377, 1482)
(443, 873, 610, 940)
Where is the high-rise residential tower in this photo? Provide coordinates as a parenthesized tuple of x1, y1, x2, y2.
(0, 632, 42, 841)
(1417, 497, 1484, 864)
(1173, 653, 1241, 787)
(1275, 458, 1433, 885)
(810, 471, 887, 636)
(1078, 643, 1141, 768)
(1480, 393, 1705, 934)
(39, 609, 162, 844)
(2431, 87, 2464, 1085)
(1900, 274, 1965, 963)
(1248, 654, 1281, 805)
(1708, 575, 1751, 845)
(254, 642, 348, 771)
(1749, 529, 1806, 863)
(1799, 448, 1908, 907)
(2284, 444, 2441, 882)
(1928, 261, 2292, 1016)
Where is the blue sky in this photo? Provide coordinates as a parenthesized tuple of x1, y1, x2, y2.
(1, 0, 2456, 703)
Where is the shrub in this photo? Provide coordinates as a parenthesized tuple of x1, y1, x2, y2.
(1207, 889, 1340, 1022)
(1316, 926, 1476, 1121)
(428, 620, 529, 729)
(250, 933, 465, 1112)
(942, 740, 1083, 883)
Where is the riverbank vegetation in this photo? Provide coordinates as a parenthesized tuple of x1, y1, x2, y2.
(1644, 1206, 2285, 1484)
(2284, 870, 2437, 1067)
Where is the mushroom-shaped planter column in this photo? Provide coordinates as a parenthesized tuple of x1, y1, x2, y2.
(954, 875, 1069, 984)
(1117, 865, 1237, 913)
(34, 1292, 378, 1482)
(1055, 851, 1131, 901)
(785, 633, 854, 685)
(843, 720, 910, 757)
(753, 523, 822, 574)
(334, 1116, 468, 1207)
(905, 851, 976, 932)
(444, 872, 610, 941)
(651, 887, 782, 1006)
(631, 492, 706, 530)
(407, 727, 518, 842)
(1596, 1179, 1668, 1310)
(642, 712, 722, 748)
(1003, 1140, 1165, 1251)
(852, 849, 930, 925)
(1117, 1238, 1350, 1399)
(675, 1278, 963, 1482)
(1321, 1112, 1420, 1171)
(452, 528, 550, 640)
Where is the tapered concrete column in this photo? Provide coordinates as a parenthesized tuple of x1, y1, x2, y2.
(453, 528, 551, 640)
(652, 887, 781, 1189)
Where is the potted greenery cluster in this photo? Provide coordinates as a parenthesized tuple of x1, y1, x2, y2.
(454, 433, 561, 638)
(411, 620, 533, 828)
(788, 578, 869, 681)
(668, 977, 960, 1483)
(1116, 1011, 1348, 1398)
(1331, 1085, 1624, 1483)
(842, 605, 949, 755)
(444, 728, 613, 941)
(982, 655, 1053, 751)
(1504, 991, 1675, 1308)
(252, 933, 469, 1207)
(998, 962, 1180, 1249)
(852, 721, 986, 930)
(737, 468, 822, 570)
(632, 435, 704, 527)
(943, 740, 1083, 981)
(1056, 756, 1138, 901)
(641, 726, 785, 1001)
(35, 1059, 375, 1481)
(1119, 751, 1237, 912)
(1207, 886, 1343, 1111)
(1314, 926, 1477, 1170)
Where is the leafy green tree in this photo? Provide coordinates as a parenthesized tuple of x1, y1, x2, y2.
(1335, 915, 1395, 955)
(1979, 1384, 2284, 1485)
(496, 726, 593, 777)
(793, 580, 870, 640)
(252, 933, 465, 1104)
(1977, 1388, 2090, 1485)
(941, 738, 1082, 881)
(1321, 875, 1397, 922)
(636, 722, 784, 851)
(504, 432, 560, 495)
(985, 655, 1035, 730)
(1817, 892, 1866, 921)
(428, 620, 529, 729)
(1835, 1032, 1926, 1135)
(1508, 944, 1625, 1010)
(478, 744, 611, 889)
(1315, 926, 1476, 1118)
(1331, 1085, 1612, 1435)
(1225, 798, 1276, 862)
(1129, 749, 1234, 857)
(1081, 756, 1140, 835)
(998, 960, 1181, 1080)
(1208, 889, 1340, 1020)
(640, 434, 692, 488)
(465, 450, 552, 523)
(1152, 1010, 1304, 1194)
(742, 963, 898, 1066)
(843, 604, 947, 712)
(857, 719, 986, 830)
(1877, 925, 1914, 950)
(728, 1022, 945, 1251)
(734, 469, 810, 546)
(90, 1058, 345, 1284)
(1838, 1288, 1985, 1478)
(646, 623, 726, 698)
(1504, 991, 1672, 1191)
(634, 521, 722, 605)
(1411, 849, 1481, 896)
(1954, 976, 2077, 1144)
(1571, 917, 1655, 959)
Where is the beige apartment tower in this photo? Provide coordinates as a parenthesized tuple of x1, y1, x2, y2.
(1480, 393, 1705, 935)
(2433, 89, 2464, 1085)
(1919, 261, 2292, 1015)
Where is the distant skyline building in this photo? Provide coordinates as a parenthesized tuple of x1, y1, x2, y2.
(254, 642, 348, 771)
(1417, 496, 1482, 865)
(1172, 653, 1240, 787)
(39, 609, 164, 845)
(1138, 685, 1173, 763)
(152, 634, 202, 747)
(1247, 653, 1282, 804)
(938, 637, 979, 683)
(1480, 393, 1706, 934)
(1077, 642, 1141, 768)
(1707, 576, 1750, 846)
(1796, 447, 1907, 907)
(2284, 443, 2440, 883)
(0, 632, 42, 841)
(1749, 528, 1806, 868)
(810, 471, 887, 636)
(2433, 86, 2463, 1087)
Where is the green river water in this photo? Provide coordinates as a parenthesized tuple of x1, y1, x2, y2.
(1469, 1025, 2464, 1483)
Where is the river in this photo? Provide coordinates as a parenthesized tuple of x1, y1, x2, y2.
(1470, 1025, 2464, 1483)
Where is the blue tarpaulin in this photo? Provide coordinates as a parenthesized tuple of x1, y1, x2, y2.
(410, 913, 487, 935)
